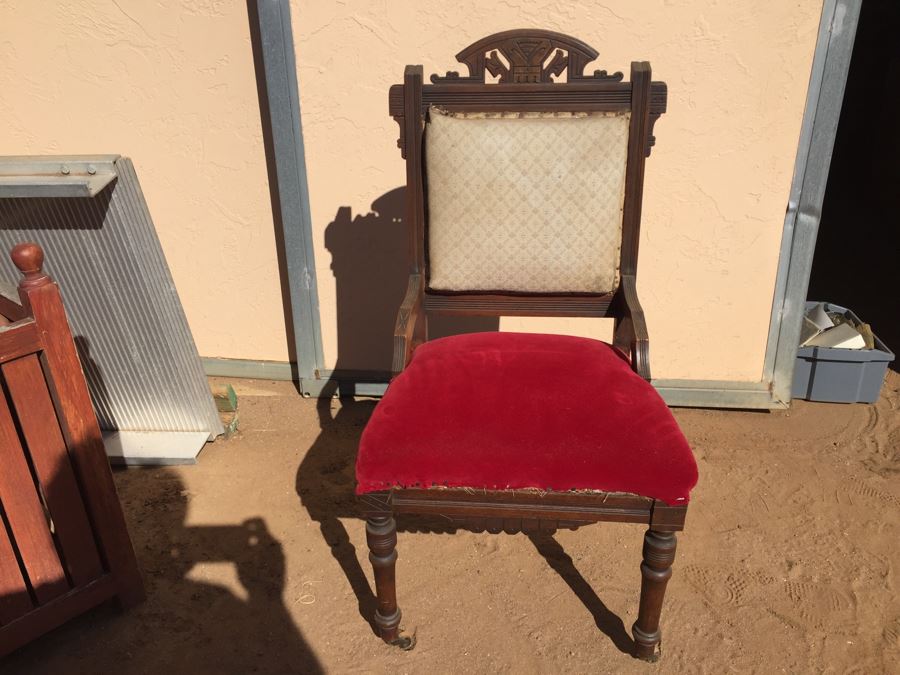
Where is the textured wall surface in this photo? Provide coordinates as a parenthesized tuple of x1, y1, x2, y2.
(293, 0, 823, 380)
(0, 0, 286, 361)
(1, 1, 824, 381)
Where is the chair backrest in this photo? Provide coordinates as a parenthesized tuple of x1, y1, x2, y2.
(390, 29, 666, 318)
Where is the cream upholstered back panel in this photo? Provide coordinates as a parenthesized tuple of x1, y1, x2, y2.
(425, 108, 631, 294)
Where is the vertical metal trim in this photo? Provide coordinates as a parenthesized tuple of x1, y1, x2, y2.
(253, 0, 325, 382)
(764, 0, 861, 403)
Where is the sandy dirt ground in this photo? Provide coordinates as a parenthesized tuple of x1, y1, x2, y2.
(4, 371, 899, 674)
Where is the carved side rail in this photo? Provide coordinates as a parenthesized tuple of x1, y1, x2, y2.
(360, 488, 688, 534)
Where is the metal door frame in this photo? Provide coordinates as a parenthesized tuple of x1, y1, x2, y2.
(249, 0, 326, 390)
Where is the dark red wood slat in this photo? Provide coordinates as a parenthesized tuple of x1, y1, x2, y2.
(0, 320, 41, 365)
(0, 296, 27, 323)
(0, 574, 115, 657)
(15, 252, 145, 607)
(3, 356, 105, 586)
(0, 390, 69, 604)
(0, 523, 34, 625)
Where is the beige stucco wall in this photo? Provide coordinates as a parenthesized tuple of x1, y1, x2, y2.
(0, 0, 285, 361)
(0, 1, 824, 382)
(296, 0, 823, 381)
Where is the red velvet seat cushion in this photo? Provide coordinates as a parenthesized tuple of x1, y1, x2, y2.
(356, 332, 698, 505)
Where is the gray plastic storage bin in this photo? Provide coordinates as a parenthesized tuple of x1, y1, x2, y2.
(792, 302, 895, 403)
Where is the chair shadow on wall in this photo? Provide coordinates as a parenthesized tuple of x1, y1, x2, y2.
(293, 188, 633, 654)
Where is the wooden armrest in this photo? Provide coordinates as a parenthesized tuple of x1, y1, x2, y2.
(613, 274, 651, 381)
(392, 274, 425, 376)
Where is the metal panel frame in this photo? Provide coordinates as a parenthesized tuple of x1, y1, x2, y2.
(252, 0, 325, 387)
(203, 356, 296, 382)
(252, 0, 860, 407)
(0, 156, 118, 198)
(0, 157, 224, 461)
(763, 0, 861, 405)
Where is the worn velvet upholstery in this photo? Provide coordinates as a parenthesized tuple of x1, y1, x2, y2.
(356, 332, 698, 505)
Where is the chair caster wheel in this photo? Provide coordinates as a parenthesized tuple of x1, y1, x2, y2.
(389, 632, 416, 651)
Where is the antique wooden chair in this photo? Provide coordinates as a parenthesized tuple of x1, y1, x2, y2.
(355, 29, 698, 662)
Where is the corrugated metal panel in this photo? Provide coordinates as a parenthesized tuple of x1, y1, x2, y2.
(0, 156, 223, 442)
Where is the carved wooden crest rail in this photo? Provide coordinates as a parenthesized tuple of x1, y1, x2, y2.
(431, 29, 624, 84)
(388, 29, 666, 159)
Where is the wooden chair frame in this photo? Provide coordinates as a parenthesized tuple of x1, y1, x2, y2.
(0, 243, 143, 656)
(361, 30, 685, 662)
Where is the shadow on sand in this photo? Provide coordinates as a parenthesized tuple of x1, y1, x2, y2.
(294, 188, 633, 655)
(4, 467, 324, 673)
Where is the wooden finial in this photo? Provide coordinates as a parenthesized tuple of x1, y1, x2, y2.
(11, 242, 50, 288)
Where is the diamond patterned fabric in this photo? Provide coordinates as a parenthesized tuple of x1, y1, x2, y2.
(425, 108, 630, 293)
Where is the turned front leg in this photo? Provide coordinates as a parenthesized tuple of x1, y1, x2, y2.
(366, 515, 401, 643)
(633, 530, 677, 661)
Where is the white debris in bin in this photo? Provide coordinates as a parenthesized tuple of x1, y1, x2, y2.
(799, 302, 875, 349)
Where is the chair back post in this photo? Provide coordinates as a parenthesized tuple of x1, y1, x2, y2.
(400, 65, 428, 351)
(620, 61, 653, 278)
(11, 243, 145, 606)
(402, 65, 427, 277)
